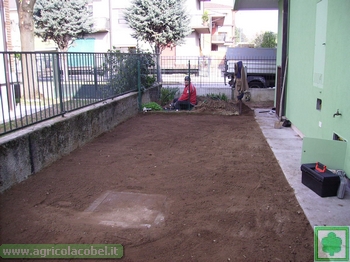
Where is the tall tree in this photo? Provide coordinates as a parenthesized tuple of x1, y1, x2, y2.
(16, 0, 36, 51)
(254, 31, 277, 48)
(124, 0, 192, 81)
(33, 0, 94, 52)
(15, 0, 37, 99)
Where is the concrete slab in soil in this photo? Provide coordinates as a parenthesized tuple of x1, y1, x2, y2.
(83, 191, 167, 228)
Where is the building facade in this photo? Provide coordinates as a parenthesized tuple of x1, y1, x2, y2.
(203, 2, 236, 56)
(5, 0, 236, 57)
(233, 0, 349, 176)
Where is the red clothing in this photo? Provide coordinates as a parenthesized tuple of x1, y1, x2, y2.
(179, 83, 197, 105)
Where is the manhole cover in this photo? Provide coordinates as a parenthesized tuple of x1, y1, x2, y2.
(83, 191, 166, 228)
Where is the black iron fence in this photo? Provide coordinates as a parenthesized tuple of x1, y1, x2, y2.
(159, 55, 276, 97)
(160, 56, 231, 98)
(0, 51, 156, 135)
(1, 51, 277, 135)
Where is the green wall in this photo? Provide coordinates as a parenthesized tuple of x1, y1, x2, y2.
(285, 0, 350, 174)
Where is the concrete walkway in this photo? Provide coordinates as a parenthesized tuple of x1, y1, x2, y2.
(254, 109, 350, 228)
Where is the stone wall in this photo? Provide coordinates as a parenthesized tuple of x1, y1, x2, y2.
(0, 85, 160, 193)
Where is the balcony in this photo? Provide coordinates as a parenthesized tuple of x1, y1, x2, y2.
(191, 14, 211, 34)
(212, 34, 235, 46)
(211, 34, 226, 44)
(224, 36, 234, 46)
(93, 17, 110, 33)
(211, 15, 225, 27)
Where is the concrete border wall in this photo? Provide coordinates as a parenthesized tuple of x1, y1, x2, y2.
(248, 88, 275, 102)
(0, 85, 160, 193)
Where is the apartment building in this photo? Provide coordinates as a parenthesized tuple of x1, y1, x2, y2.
(203, 2, 235, 56)
(4, 0, 235, 57)
(110, 0, 212, 57)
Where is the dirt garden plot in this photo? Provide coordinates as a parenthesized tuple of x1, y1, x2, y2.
(0, 102, 314, 261)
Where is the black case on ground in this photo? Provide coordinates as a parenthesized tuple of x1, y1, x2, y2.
(301, 163, 340, 197)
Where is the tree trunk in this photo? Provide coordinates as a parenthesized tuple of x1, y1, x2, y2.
(16, 0, 36, 52)
(16, 0, 38, 100)
(155, 44, 161, 82)
(60, 48, 70, 82)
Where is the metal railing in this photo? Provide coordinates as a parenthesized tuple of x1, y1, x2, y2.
(211, 34, 226, 42)
(0, 51, 155, 135)
(160, 56, 231, 98)
(160, 56, 227, 87)
(1, 51, 277, 135)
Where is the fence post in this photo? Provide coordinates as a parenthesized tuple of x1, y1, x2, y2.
(53, 53, 64, 115)
(137, 59, 142, 111)
(188, 60, 191, 110)
(93, 54, 98, 91)
(155, 45, 161, 82)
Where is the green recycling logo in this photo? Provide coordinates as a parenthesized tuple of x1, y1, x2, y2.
(314, 226, 349, 261)
(322, 232, 342, 256)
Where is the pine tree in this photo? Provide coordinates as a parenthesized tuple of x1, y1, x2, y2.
(33, 0, 94, 52)
(125, 0, 192, 53)
(124, 0, 192, 81)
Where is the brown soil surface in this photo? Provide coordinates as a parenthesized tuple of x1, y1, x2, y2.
(193, 96, 240, 115)
(0, 102, 313, 262)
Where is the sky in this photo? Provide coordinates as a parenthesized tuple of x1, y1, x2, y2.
(209, 0, 279, 40)
(235, 10, 278, 39)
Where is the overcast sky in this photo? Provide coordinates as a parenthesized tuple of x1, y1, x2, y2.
(235, 10, 278, 39)
(209, 0, 279, 39)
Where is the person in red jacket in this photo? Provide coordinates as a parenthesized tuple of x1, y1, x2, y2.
(172, 76, 197, 110)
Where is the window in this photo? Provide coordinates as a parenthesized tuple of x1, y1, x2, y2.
(333, 133, 346, 142)
(316, 98, 322, 110)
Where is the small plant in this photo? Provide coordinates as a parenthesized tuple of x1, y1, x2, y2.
(206, 93, 227, 101)
(145, 75, 156, 88)
(220, 93, 228, 101)
(142, 102, 162, 111)
(160, 87, 180, 106)
(202, 10, 209, 24)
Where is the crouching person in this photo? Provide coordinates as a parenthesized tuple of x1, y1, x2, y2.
(173, 76, 197, 110)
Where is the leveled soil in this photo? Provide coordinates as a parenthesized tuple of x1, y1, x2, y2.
(0, 101, 314, 261)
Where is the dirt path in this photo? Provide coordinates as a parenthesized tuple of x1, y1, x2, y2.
(0, 104, 313, 261)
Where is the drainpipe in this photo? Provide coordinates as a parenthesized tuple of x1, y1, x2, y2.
(0, 0, 6, 52)
(108, 0, 112, 50)
(280, 0, 289, 117)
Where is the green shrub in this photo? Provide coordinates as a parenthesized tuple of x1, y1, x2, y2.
(145, 75, 156, 88)
(206, 93, 228, 101)
(220, 93, 228, 101)
(142, 102, 162, 111)
(160, 87, 180, 105)
(101, 47, 155, 94)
